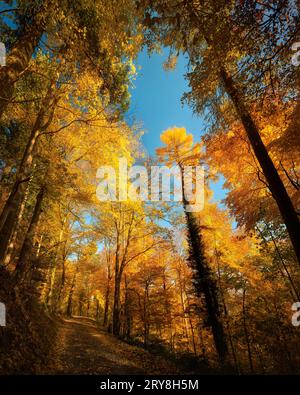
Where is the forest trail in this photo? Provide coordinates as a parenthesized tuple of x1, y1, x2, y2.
(48, 317, 179, 375)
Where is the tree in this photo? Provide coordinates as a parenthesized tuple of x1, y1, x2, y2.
(94, 201, 159, 336)
(0, 1, 52, 118)
(157, 127, 228, 365)
(141, 0, 300, 266)
(0, 0, 143, 119)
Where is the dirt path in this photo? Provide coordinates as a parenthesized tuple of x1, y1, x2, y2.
(48, 317, 179, 375)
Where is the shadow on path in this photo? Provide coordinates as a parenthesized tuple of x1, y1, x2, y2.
(49, 316, 179, 375)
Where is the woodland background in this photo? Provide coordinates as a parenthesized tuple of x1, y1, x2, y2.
(0, 0, 300, 374)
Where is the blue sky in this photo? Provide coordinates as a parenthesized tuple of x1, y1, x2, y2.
(127, 48, 227, 205)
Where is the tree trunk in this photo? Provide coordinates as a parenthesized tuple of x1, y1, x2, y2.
(54, 255, 66, 312)
(103, 264, 112, 327)
(0, 208, 20, 265)
(242, 288, 254, 373)
(123, 275, 131, 339)
(184, 284, 198, 357)
(178, 267, 197, 355)
(0, 85, 57, 258)
(181, 167, 228, 365)
(14, 187, 45, 284)
(66, 268, 78, 317)
(143, 282, 150, 347)
(103, 284, 110, 327)
(87, 297, 90, 317)
(45, 266, 57, 309)
(220, 67, 300, 266)
(112, 234, 124, 336)
(215, 244, 240, 373)
(113, 271, 121, 336)
(95, 298, 100, 321)
(2, 174, 32, 266)
(44, 216, 67, 309)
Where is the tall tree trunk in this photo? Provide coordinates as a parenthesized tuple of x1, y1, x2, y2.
(143, 281, 150, 347)
(87, 295, 90, 317)
(163, 273, 173, 350)
(184, 286, 199, 357)
(185, 212, 228, 364)
(112, 271, 122, 336)
(66, 268, 78, 317)
(188, 315, 197, 357)
(14, 187, 45, 284)
(220, 67, 300, 266)
(0, 206, 21, 265)
(2, 173, 33, 266)
(198, 324, 208, 361)
(54, 255, 67, 312)
(103, 264, 112, 327)
(0, 85, 57, 258)
(79, 301, 83, 316)
(178, 267, 197, 355)
(216, 247, 240, 374)
(179, 282, 190, 342)
(123, 275, 131, 339)
(45, 266, 57, 309)
(242, 288, 254, 373)
(112, 235, 123, 336)
(95, 298, 100, 321)
(0, 2, 52, 118)
(181, 167, 228, 366)
(103, 284, 110, 327)
(45, 216, 67, 309)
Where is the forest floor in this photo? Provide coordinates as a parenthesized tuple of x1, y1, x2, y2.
(46, 317, 180, 375)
